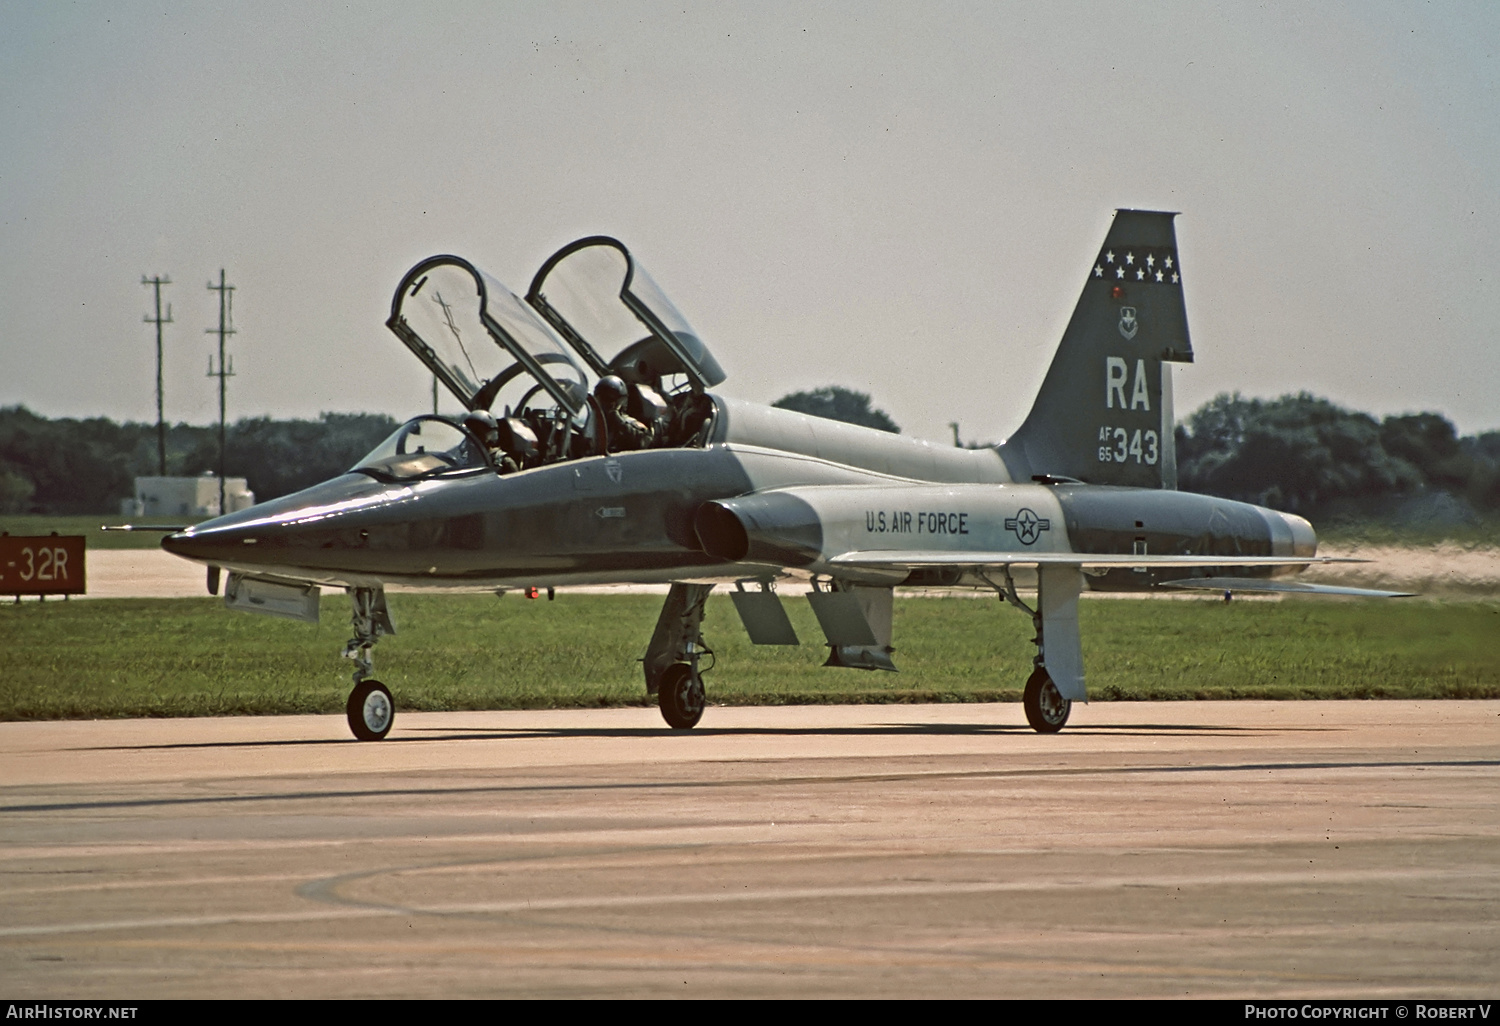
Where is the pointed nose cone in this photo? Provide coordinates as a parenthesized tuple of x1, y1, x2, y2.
(161, 513, 266, 566)
(159, 472, 399, 567)
(161, 527, 203, 560)
(161, 524, 241, 563)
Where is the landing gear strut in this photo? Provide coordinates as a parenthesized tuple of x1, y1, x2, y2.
(343, 586, 396, 740)
(644, 583, 714, 729)
(983, 568, 1072, 734)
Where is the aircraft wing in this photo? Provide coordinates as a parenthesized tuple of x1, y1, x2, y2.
(1154, 577, 1416, 598)
(828, 551, 1362, 570)
(827, 551, 1410, 598)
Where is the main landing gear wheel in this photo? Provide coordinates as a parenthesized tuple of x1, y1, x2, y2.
(347, 680, 394, 741)
(658, 662, 705, 730)
(1023, 668, 1070, 734)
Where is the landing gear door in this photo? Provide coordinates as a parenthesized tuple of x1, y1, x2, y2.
(387, 256, 590, 426)
(526, 236, 727, 392)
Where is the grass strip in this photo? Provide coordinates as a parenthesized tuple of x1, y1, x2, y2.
(1, 594, 1497, 720)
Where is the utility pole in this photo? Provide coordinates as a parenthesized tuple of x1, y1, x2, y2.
(141, 275, 172, 475)
(206, 270, 236, 516)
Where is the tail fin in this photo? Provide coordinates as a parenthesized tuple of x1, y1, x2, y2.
(998, 209, 1192, 489)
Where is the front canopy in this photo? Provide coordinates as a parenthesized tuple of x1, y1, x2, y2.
(526, 236, 726, 392)
(351, 415, 490, 482)
(386, 256, 590, 425)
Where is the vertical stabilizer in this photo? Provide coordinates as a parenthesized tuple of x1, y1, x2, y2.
(998, 209, 1192, 489)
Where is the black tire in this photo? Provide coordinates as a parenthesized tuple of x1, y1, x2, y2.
(1023, 667, 1070, 734)
(347, 680, 395, 741)
(657, 662, 705, 730)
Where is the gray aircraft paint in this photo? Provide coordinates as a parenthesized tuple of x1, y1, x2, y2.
(713, 397, 1011, 484)
(697, 482, 1072, 579)
(159, 211, 1396, 737)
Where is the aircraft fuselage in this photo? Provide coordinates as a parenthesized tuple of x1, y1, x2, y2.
(163, 406, 1313, 594)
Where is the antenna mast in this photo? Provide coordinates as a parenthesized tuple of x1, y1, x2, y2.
(141, 275, 172, 475)
(205, 269, 236, 516)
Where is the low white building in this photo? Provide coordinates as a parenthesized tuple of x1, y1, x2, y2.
(121, 475, 255, 518)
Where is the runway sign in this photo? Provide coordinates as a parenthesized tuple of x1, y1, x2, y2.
(0, 535, 87, 596)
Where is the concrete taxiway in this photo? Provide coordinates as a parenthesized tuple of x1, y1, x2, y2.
(1, 701, 1496, 998)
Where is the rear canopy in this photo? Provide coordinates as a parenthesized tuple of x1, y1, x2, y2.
(527, 236, 726, 392)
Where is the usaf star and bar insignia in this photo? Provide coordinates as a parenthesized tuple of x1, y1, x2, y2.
(1004, 507, 1051, 546)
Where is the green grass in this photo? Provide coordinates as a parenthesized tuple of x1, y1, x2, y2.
(1, 593, 1496, 720)
(0, 514, 206, 549)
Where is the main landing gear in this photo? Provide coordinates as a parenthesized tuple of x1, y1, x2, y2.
(644, 583, 714, 729)
(983, 568, 1072, 734)
(658, 662, 706, 730)
(343, 586, 397, 740)
(1022, 667, 1070, 734)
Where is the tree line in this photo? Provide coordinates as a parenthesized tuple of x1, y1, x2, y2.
(0, 407, 397, 515)
(2, 391, 1496, 520)
(1175, 392, 1500, 519)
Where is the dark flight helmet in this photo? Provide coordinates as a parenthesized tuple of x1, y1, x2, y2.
(594, 375, 628, 408)
(462, 409, 499, 447)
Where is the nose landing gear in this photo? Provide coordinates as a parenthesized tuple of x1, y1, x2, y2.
(342, 586, 397, 740)
(347, 679, 395, 741)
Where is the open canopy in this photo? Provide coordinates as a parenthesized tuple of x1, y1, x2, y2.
(527, 236, 726, 392)
(386, 256, 590, 425)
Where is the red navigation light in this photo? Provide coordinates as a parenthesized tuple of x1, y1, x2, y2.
(1111, 286, 1126, 299)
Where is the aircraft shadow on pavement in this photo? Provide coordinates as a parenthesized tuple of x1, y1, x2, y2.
(70, 720, 1312, 754)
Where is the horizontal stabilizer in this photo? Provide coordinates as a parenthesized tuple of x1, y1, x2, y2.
(1156, 577, 1416, 599)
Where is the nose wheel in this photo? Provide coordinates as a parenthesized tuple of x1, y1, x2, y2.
(658, 662, 705, 729)
(347, 679, 394, 741)
(342, 587, 397, 740)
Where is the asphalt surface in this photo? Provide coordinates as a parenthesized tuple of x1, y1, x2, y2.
(1, 701, 1496, 998)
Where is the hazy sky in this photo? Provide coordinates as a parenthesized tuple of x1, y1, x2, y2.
(3, 1, 1497, 445)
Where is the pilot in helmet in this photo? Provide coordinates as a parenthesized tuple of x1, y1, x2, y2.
(593, 375, 654, 452)
(462, 409, 518, 472)
(461, 409, 497, 445)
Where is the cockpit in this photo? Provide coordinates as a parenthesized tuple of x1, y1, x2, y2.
(381, 238, 725, 476)
(350, 415, 492, 483)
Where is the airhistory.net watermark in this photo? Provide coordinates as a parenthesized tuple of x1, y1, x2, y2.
(5, 1008, 137, 1020)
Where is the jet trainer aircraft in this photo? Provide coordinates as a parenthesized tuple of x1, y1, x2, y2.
(162, 210, 1405, 741)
